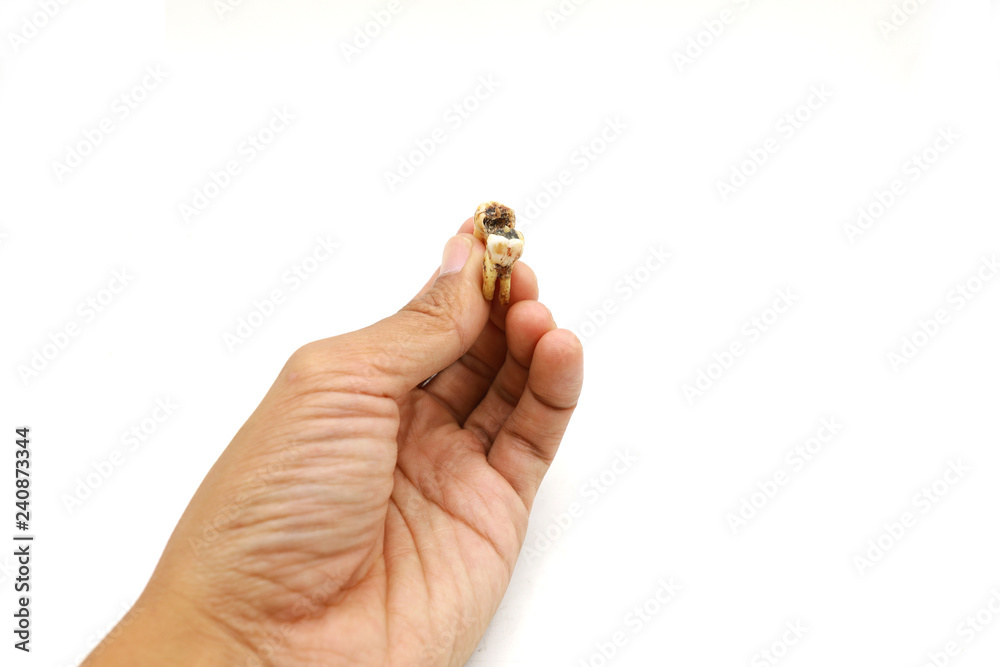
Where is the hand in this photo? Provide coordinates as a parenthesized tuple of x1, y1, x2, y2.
(85, 218, 584, 667)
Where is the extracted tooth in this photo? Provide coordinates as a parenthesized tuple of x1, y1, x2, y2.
(474, 201, 524, 306)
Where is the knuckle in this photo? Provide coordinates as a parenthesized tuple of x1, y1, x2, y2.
(405, 286, 452, 320)
(283, 340, 365, 390)
(285, 341, 324, 375)
(402, 287, 463, 338)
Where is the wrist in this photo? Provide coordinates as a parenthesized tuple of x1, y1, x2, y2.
(84, 583, 256, 667)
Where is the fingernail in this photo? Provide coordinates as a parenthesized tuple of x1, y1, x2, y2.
(440, 236, 472, 276)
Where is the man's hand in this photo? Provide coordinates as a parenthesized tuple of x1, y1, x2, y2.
(85, 218, 584, 666)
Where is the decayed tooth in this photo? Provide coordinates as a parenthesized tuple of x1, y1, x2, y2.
(474, 201, 523, 306)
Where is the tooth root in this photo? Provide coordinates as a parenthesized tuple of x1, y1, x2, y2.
(498, 269, 512, 306)
(482, 255, 497, 300)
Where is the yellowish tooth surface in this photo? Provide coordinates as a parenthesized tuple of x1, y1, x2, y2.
(474, 201, 523, 304)
(486, 234, 524, 268)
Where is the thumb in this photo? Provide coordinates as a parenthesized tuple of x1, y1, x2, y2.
(340, 233, 491, 398)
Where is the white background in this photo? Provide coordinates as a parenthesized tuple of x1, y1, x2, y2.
(2, 1, 999, 665)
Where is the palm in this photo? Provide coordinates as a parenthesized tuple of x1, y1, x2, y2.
(286, 392, 534, 666)
(192, 391, 532, 666)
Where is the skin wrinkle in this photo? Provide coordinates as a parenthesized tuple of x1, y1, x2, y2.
(384, 494, 433, 657)
(275, 388, 400, 423)
(216, 474, 373, 514)
(223, 507, 355, 547)
(456, 336, 503, 383)
(177, 586, 264, 663)
(421, 347, 498, 422)
(392, 460, 509, 580)
(279, 360, 367, 395)
(288, 404, 399, 425)
(467, 384, 519, 451)
(228, 562, 302, 605)
(420, 388, 463, 424)
(266, 585, 383, 666)
(458, 334, 503, 383)
(500, 416, 557, 465)
(526, 380, 580, 413)
(449, 480, 514, 582)
(214, 560, 327, 622)
(509, 394, 575, 447)
(469, 414, 501, 452)
(417, 465, 514, 590)
(390, 465, 432, 541)
(490, 365, 525, 409)
(464, 350, 531, 450)
(399, 292, 474, 358)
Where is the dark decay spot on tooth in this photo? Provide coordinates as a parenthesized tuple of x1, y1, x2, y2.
(483, 204, 516, 234)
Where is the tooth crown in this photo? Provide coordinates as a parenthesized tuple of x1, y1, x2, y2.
(474, 201, 516, 242)
(486, 234, 524, 267)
